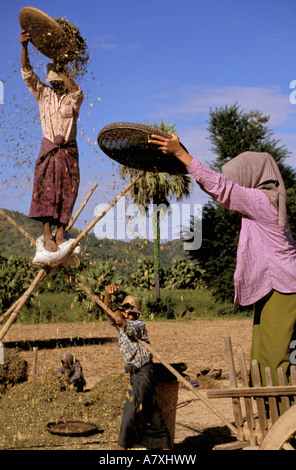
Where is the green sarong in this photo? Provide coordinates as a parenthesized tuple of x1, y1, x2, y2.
(251, 290, 296, 387)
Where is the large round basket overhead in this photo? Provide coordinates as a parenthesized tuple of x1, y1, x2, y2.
(19, 7, 76, 63)
(97, 122, 188, 175)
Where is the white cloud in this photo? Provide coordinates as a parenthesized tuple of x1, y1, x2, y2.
(93, 35, 119, 50)
(93, 35, 138, 51)
(148, 83, 296, 169)
(180, 126, 296, 171)
(156, 84, 296, 129)
(178, 125, 296, 169)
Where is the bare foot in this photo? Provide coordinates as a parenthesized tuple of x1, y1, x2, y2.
(56, 237, 67, 246)
(44, 238, 59, 252)
(55, 225, 67, 246)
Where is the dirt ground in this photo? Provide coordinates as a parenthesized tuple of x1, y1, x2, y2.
(2, 318, 254, 451)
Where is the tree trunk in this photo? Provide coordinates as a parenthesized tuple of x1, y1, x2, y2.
(153, 207, 161, 298)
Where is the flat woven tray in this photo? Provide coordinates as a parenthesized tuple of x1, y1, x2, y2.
(97, 122, 188, 174)
(46, 420, 99, 437)
(19, 7, 75, 63)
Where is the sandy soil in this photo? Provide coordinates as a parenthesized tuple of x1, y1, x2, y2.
(3, 318, 254, 450)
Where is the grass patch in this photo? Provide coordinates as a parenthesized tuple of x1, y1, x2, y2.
(124, 288, 248, 320)
(15, 287, 251, 325)
(18, 292, 90, 324)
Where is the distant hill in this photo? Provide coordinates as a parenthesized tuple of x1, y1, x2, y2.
(0, 209, 187, 276)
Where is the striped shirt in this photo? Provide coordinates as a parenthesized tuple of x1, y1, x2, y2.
(188, 158, 296, 306)
(112, 319, 152, 369)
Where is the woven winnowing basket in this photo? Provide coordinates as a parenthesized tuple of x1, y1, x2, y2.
(19, 7, 75, 63)
(97, 122, 188, 174)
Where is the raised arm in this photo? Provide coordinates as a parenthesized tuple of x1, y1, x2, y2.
(149, 133, 265, 219)
(20, 30, 31, 70)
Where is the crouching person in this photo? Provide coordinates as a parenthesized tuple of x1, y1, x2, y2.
(58, 352, 86, 392)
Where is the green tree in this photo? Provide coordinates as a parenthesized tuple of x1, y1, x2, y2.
(207, 103, 293, 173)
(119, 121, 192, 297)
(188, 103, 296, 304)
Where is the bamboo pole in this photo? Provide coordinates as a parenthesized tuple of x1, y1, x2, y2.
(0, 298, 22, 324)
(0, 267, 50, 340)
(65, 182, 98, 232)
(0, 181, 99, 245)
(0, 183, 99, 325)
(0, 208, 36, 246)
(0, 213, 38, 325)
(71, 171, 145, 250)
(0, 173, 145, 336)
(0, 265, 50, 325)
(60, 266, 238, 437)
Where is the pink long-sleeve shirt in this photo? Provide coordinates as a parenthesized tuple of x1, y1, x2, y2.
(188, 158, 296, 306)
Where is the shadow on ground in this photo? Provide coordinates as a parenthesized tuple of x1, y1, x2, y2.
(3, 336, 117, 350)
(174, 425, 237, 451)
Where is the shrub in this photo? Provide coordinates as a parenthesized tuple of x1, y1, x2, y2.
(126, 256, 167, 290)
(73, 260, 126, 318)
(164, 258, 204, 289)
(141, 292, 175, 320)
(0, 255, 38, 312)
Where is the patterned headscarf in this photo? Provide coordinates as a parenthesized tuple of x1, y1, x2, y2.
(222, 151, 287, 227)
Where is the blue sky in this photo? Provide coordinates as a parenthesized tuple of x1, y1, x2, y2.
(1, 0, 296, 241)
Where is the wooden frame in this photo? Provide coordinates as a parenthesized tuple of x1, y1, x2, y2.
(207, 336, 296, 449)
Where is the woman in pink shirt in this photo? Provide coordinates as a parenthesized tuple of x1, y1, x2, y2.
(20, 30, 83, 252)
(149, 132, 296, 396)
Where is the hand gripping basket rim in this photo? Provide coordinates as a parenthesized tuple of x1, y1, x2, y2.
(19, 6, 76, 63)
